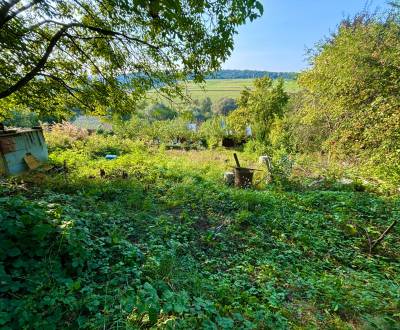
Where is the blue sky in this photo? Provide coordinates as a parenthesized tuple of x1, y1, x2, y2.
(223, 0, 391, 72)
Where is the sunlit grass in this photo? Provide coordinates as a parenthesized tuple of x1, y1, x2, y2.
(148, 78, 300, 104)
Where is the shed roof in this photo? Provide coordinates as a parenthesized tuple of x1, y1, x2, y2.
(0, 127, 43, 137)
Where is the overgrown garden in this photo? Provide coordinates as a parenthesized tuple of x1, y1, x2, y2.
(1, 1, 400, 329)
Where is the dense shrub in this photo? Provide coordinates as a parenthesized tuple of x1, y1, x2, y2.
(296, 13, 400, 183)
(113, 116, 153, 142)
(198, 116, 227, 148)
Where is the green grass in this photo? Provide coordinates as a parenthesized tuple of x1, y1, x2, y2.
(148, 78, 300, 104)
(1, 134, 399, 329)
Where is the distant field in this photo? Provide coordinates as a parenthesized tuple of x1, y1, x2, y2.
(148, 78, 300, 104)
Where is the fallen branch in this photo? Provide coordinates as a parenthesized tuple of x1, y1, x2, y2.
(370, 220, 397, 252)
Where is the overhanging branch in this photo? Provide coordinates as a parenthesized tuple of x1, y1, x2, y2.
(0, 23, 73, 99)
(0, 21, 161, 99)
(41, 73, 95, 111)
(0, 0, 41, 29)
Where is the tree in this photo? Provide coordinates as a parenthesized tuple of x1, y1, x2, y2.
(143, 103, 177, 122)
(0, 0, 263, 118)
(228, 77, 288, 143)
(200, 97, 213, 118)
(186, 97, 213, 122)
(298, 11, 400, 180)
(212, 97, 238, 116)
(199, 115, 226, 148)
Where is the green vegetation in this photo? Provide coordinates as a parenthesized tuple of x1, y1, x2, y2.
(228, 77, 289, 144)
(0, 0, 263, 118)
(148, 79, 299, 104)
(1, 2, 400, 330)
(1, 131, 399, 329)
(271, 10, 400, 190)
(205, 70, 297, 80)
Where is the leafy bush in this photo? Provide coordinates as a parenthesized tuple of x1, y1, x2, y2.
(153, 118, 195, 145)
(296, 13, 400, 184)
(243, 139, 269, 155)
(113, 116, 153, 142)
(198, 116, 227, 148)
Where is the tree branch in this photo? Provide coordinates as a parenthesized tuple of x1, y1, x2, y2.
(0, 0, 40, 29)
(65, 32, 110, 83)
(81, 23, 161, 50)
(45, 20, 161, 49)
(370, 220, 397, 252)
(0, 21, 161, 99)
(0, 23, 73, 99)
(0, 0, 22, 20)
(41, 73, 95, 111)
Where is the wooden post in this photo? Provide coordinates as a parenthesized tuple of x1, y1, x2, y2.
(233, 153, 241, 168)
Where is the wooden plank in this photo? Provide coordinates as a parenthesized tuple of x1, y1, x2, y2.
(24, 153, 41, 170)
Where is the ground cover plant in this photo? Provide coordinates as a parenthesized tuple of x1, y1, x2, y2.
(1, 133, 399, 329)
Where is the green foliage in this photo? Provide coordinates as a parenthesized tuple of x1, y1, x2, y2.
(195, 97, 213, 122)
(198, 116, 227, 148)
(1, 136, 400, 328)
(212, 97, 238, 116)
(143, 103, 178, 122)
(268, 90, 322, 155)
(0, 0, 263, 117)
(228, 77, 289, 144)
(152, 118, 197, 147)
(297, 13, 400, 183)
(1, 104, 39, 127)
(112, 116, 205, 148)
(243, 139, 269, 155)
(80, 135, 145, 158)
(180, 97, 213, 123)
(113, 116, 153, 141)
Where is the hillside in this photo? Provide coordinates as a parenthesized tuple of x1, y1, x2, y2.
(148, 78, 300, 103)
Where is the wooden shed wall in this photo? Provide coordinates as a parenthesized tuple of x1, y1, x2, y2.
(0, 130, 48, 175)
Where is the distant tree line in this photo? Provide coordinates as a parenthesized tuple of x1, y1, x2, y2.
(205, 70, 297, 80)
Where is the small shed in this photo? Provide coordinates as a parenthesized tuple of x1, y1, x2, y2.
(0, 127, 48, 175)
